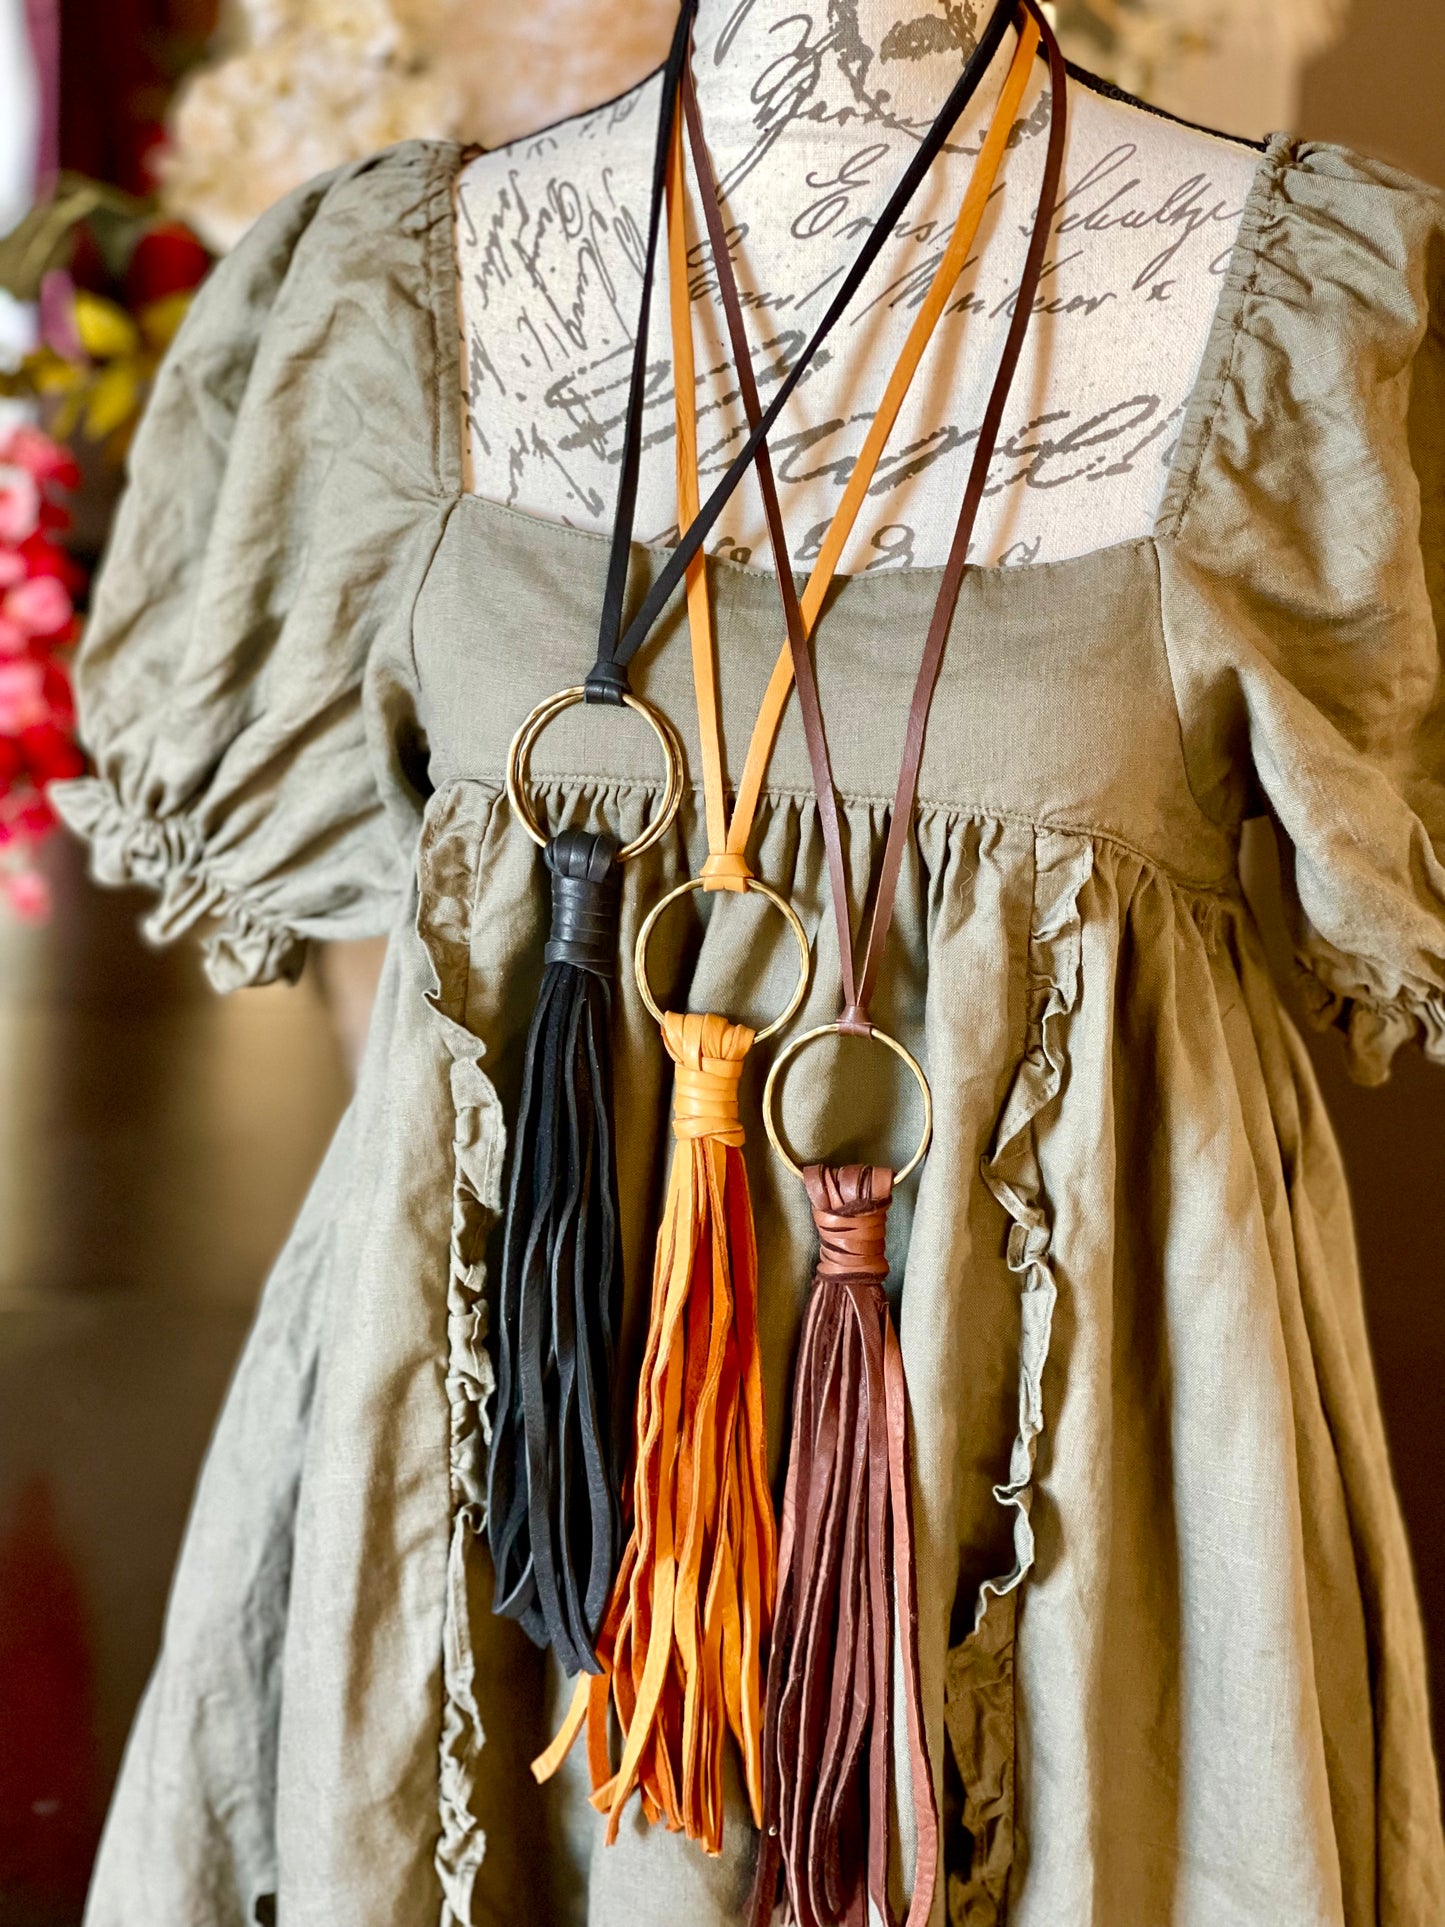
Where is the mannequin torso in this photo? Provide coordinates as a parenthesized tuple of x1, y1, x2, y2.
(454, 0, 1263, 571)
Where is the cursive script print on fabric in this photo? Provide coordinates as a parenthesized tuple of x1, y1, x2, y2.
(455, 0, 1261, 572)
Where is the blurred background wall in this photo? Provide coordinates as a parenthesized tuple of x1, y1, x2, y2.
(0, 1, 1442, 1920)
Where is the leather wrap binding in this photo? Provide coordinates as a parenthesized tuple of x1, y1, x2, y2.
(488, 828, 625, 1672)
(749, 1165, 936, 1927)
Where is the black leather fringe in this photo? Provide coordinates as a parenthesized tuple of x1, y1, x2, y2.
(488, 828, 624, 1674)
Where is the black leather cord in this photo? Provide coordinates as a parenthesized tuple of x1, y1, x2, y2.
(545, 829, 622, 972)
(587, 0, 700, 705)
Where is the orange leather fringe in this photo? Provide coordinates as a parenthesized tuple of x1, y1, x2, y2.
(533, 1011, 777, 1853)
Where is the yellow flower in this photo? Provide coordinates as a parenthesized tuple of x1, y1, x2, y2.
(72, 290, 140, 360)
(2, 288, 196, 451)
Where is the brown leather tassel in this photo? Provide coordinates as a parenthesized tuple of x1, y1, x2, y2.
(750, 1165, 938, 1927)
(534, 1011, 777, 1853)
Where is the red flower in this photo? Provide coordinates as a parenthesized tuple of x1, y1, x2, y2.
(127, 223, 211, 308)
(2, 868, 51, 920)
(41, 658, 76, 718)
(0, 739, 20, 794)
(17, 533, 84, 593)
(0, 428, 81, 492)
(20, 723, 85, 786)
(2, 795, 57, 842)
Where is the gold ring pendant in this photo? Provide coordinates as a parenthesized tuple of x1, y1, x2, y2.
(505, 685, 686, 862)
(762, 1021, 933, 1185)
(633, 875, 812, 1043)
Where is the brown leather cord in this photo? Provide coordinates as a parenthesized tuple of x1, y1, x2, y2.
(588, 0, 1025, 700)
(534, 44, 1023, 1848)
(783, 0, 1069, 1038)
(536, 7, 1064, 1887)
(533, 59, 1009, 1830)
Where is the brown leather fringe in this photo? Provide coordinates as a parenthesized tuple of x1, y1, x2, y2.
(750, 1165, 938, 1927)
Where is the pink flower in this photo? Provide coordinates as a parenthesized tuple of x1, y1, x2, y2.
(3, 866, 52, 921)
(0, 659, 49, 732)
(0, 792, 55, 844)
(3, 575, 73, 639)
(0, 551, 24, 590)
(0, 467, 40, 546)
(0, 619, 24, 656)
(0, 425, 81, 489)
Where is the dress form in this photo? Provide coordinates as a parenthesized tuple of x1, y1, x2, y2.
(455, 0, 1263, 572)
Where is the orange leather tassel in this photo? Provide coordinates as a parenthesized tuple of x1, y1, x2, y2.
(534, 1011, 777, 1853)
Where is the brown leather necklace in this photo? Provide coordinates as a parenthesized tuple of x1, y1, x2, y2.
(740, 6, 1070, 1923)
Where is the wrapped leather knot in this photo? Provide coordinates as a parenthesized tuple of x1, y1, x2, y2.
(700, 849, 752, 892)
(665, 1011, 751, 1144)
(805, 1163, 893, 1280)
(583, 660, 629, 706)
(544, 829, 620, 972)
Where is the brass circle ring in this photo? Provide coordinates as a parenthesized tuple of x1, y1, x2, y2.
(633, 875, 812, 1044)
(762, 1021, 933, 1186)
(505, 685, 685, 862)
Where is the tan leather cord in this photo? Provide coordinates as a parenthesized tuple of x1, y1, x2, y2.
(532, 1013, 773, 1852)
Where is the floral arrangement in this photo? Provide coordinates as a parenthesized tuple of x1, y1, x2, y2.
(0, 179, 211, 456)
(155, 0, 677, 252)
(0, 423, 84, 921)
(158, 0, 464, 253)
(0, 182, 213, 919)
(158, 0, 1349, 254)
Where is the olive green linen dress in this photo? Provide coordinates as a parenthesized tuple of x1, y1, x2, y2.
(54, 132, 1445, 1927)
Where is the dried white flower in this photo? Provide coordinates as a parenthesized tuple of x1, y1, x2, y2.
(159, 0, 467, 251)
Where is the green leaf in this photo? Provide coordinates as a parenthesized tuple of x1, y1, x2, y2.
(0, 174, 156, 300)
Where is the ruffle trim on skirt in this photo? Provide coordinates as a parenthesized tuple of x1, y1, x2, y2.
(944, 828, 1091, 1927)
(417, 785, 506, 1925)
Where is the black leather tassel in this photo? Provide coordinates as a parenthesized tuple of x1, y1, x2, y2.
(488, 828, 625, 1674)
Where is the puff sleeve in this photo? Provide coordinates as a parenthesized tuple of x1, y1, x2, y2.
(52, 141, 461, 990)
(1160, 142, 1445, 1083)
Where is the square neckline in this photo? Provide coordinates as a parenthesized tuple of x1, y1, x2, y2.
(437, 85, 1294, 592)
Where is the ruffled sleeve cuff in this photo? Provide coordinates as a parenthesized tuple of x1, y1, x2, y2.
(1293, 950, 1445, 1086)
(51, 776, 309, 993)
